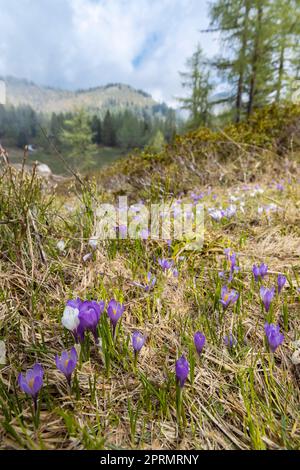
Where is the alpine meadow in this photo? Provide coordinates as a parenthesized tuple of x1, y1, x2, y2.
(0, 0, 300, 455)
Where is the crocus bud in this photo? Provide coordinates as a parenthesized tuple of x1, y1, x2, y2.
(107, 299, 125, 336)
(277, 274, 286, 294)
(132, 331, 146, 354)
(194, 332, 205, 355)
(175, 355, 189, 388)
(224, 333, 237, 349)
(264, 322, 284, 353)
(260, 286, 275, 312)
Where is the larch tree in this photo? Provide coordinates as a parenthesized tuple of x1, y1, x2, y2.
(207, 0, 300, 119)
(61, 109, 96, 171)
(209, 0, 252, 122)
(178, 45, 213, 129)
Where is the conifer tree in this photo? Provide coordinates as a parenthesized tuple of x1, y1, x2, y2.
(102, 110, 116, 146)
(178, 45, 213, 129)
(61, 109, 96, 170)
(90, 115, 102, 145)
(270, 0, 300, 102)
(208, 0, 300, 118)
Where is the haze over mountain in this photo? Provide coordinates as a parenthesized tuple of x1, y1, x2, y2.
(1, 76, 170, 116)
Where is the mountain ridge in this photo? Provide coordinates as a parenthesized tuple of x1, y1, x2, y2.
(1, 76, 168, 116)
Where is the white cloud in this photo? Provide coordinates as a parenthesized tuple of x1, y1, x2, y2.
(0, 0, 220, 105)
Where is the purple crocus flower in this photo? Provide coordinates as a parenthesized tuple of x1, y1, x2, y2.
(133, 272, 156, 292)
(55, 347, 78, 385)
(175, 355, 189, 388)
(224, 249, 239, 280)
(194, 332, 205, 355)
(67, 299, 82, 310)
(190, 191, 204, 204)
(259, 263, 268, 278)
(264, 322, 284, 353)
(220, 286, 239, 309)
(158, 258, 174, 271)
(18, 363, 44, 411)
(252, 263, 268, 282)
(223, 205, 237, 218)
(260, 286, 275, 312)
(224, 248, 233, 260)
(224, 333, 237, 349)
(78, 300, 105, 340)
(229, 253, 237, 273)
(252, 265, 260, 282)
(208, 208, 224, 221)
(132, 331, 146, 354)
(145, 272, 156, 290)
(107, 299, 125, 335)
(277, 274, 287, 294)
(140, 228, 149, 240)
(118, 224, 127, 239)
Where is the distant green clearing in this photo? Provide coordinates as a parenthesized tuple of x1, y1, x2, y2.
(7, 145, 129, 175)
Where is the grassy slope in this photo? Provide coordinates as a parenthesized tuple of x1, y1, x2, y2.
(0, 104, 299, 450)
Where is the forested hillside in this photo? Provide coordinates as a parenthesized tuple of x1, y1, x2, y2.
(3, 77, 161, 114)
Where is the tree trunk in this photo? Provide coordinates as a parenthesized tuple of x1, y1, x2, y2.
(276, 43, 285, 102)
(236, 0, 251, 123)
(247, 3, 263, 118)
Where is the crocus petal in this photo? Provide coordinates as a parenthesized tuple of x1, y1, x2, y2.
(18, 374, 32, 395)
(70, 347, 78, 363)
(66, 360, 76, 377)
(32, 376, 43, 396)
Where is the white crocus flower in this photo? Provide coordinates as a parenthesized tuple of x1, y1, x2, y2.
(56, 240, 66, 252)
(83, 252, 92, 262)
(208, 208, 223, 221)
(258, 206, 264, 215)
(291, 350, 300, 366)
(61, 305, 80, 331)
(239, 202, 245, 214)
(0, 340, 6, 365)
(291, 340, 300, 366)
(225, 204, 237, 218)
(292, 339, 300, 349)
(88, 237, 98, 250)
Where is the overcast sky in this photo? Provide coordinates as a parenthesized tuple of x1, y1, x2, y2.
(0, 0, 220, 105)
